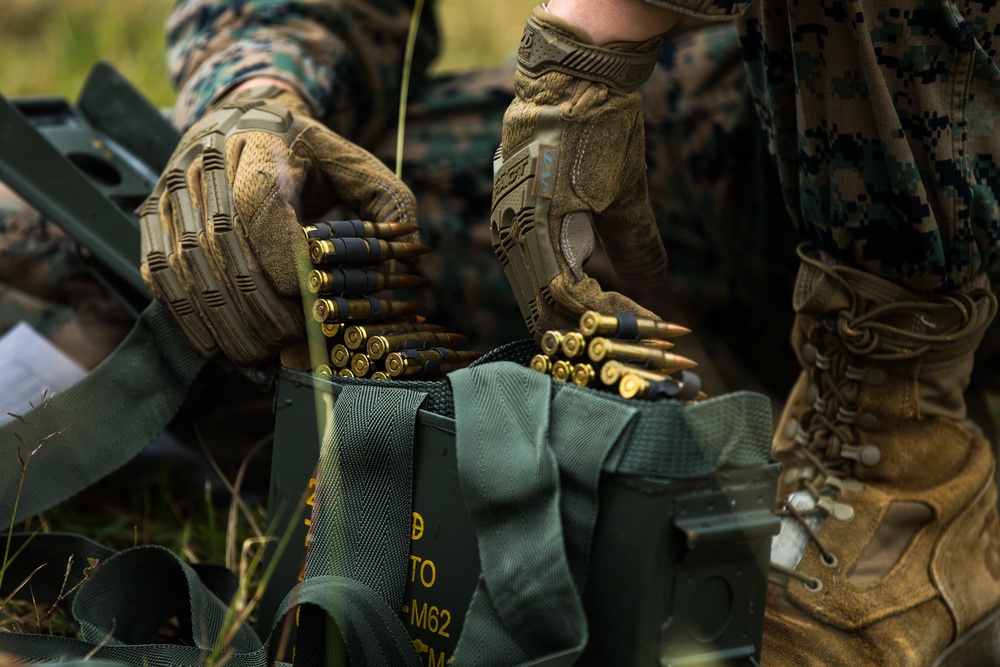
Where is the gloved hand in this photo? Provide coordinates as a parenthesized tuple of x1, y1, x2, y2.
(491, 6, 667, 340)
(140, 86, 418, 365)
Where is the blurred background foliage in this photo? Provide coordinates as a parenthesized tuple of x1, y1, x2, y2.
(0, 0, 535, 107)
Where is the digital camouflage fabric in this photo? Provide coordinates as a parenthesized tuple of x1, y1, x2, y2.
(166, 0, 440, 146)
(738, 0, 1000, 295)
(0, 188, 132, 371)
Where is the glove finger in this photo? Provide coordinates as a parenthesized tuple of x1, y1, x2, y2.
(296, 125, 419, 231)
(545, 208, 661, 322)
(204, 132, 304, 347)
(226, 130, 310, 298)
(590, 193, 667, 287)
(140, 180, 218, 357)
(165, 158, 273, 365)
(549, 272, 661, 323)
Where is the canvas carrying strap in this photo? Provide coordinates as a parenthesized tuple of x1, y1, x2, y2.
(449, 362, 638, 665)
(0, 301, 206, 524)
(0, 384, 428, 666)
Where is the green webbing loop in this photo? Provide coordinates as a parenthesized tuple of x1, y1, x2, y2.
(296, 384, 426, 667)
(0, 549, 421, 666)
(0, 385, 429, 667)
(449, 362, 638, 665)
(0, 301, 206, 524)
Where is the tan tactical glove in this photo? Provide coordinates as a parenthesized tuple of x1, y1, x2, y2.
(140, 86, 418, 365)
(492, 6, 667, 340)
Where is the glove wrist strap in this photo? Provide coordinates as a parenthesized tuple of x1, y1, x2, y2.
(517, 13, 660, 92)
(217, 84, 312, 118)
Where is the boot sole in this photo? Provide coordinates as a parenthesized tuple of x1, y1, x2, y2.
(932, 606, 1000, 666)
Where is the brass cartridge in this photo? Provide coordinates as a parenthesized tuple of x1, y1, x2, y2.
(619, 372, 705, 401)
(588, 337, 697, 372)
(599, 360, 672, 386)
(307, 268, 425, 295)
(303, 219, 419, 240)
(578, 311, 691, 340)
(540, 330, 565, 356)
(571, 363, 595, 387)
(351, 354, 373, 377)
(561, 332, 588, 358)
(309, 238, 429, 265)
(343, 321, 443, 350)
(385, 349, 479, 378)
(312, 297, 425, 324)
(321, 322, 344, 338)
(330, 344, 351, 368)
(366, 331, 468, 360)
(551, 360, 572, 382)
(530, 354, 553, 374)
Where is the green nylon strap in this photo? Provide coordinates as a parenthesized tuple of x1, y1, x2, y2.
(296, 384, 426, 667)
(0, 550, 416, 667)
(0, 301, 206, 524)
(0, 385, 428, 667)
(448, 362, 638, 666)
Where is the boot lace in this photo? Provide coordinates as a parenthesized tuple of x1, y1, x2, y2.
(771, 269, 997, 590)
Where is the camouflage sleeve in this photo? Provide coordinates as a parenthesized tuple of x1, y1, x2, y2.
(644, 0, 751, 21)
(166, 0, 439, 143)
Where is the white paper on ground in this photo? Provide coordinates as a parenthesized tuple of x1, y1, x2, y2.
(0, 321, 86, 425)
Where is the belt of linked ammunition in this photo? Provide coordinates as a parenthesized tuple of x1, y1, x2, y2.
(302, 220, 479, 380)
(532, 311, 704, 401)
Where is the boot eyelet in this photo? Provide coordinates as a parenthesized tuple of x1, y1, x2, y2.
(860, 445, 881, 466)
(857, 412, 878, 429)
(805, 578, 823, 592)
(820, 552, 838, 568)
(818, 497, 856, 523)
(836, 407, 857, 424)
(783, 467, 815, 486)
(842, 479, 864, 494)
(833, 504, 855, 523)
(802, 344, 818, 366)
(865, 368, 886, 386)
(841, 444, 881, 467)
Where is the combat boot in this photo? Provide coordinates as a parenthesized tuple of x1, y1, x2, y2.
(762, 246, 1000, 666)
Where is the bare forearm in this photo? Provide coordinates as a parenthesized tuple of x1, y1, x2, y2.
(544, 0, 682, 45)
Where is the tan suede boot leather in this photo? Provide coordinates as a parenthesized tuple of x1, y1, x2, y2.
(762, 246, 1000, 666)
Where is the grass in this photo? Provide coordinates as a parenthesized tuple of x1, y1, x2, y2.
(0, 0, 176, 106)
(0, 0, 535, 106)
